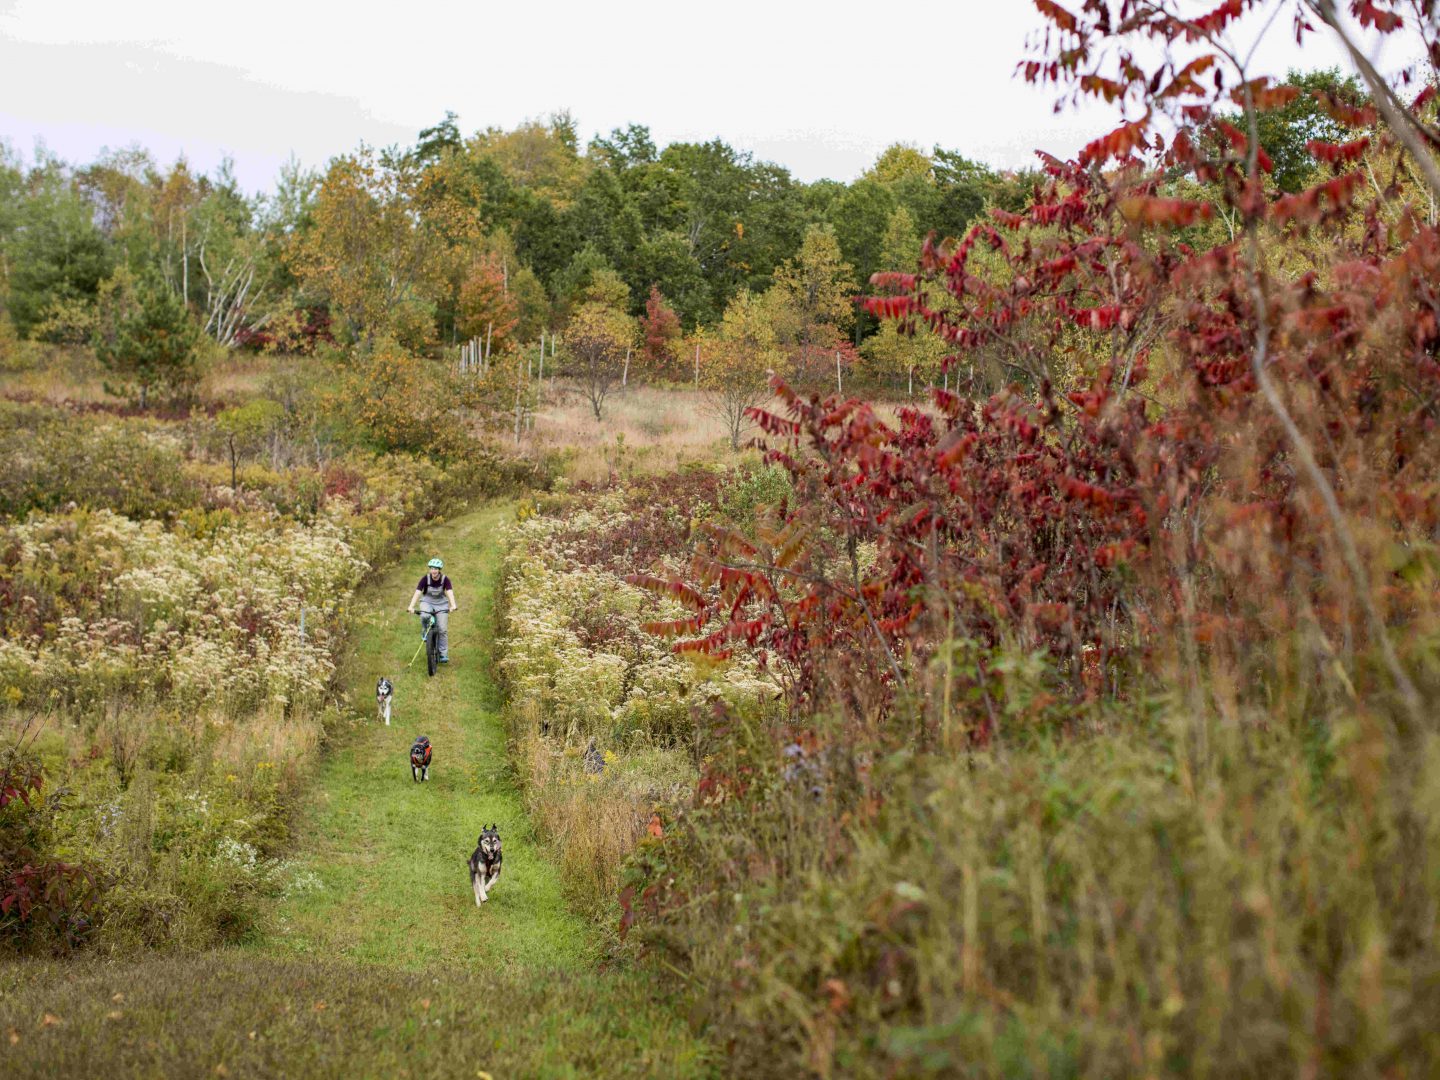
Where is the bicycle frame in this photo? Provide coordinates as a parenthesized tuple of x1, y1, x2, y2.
(417, 607, 446, 676)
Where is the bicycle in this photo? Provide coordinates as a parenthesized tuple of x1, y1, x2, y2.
(417, 609, 443, 677)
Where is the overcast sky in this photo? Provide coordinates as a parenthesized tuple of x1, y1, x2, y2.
(0, 1, 1366, 196)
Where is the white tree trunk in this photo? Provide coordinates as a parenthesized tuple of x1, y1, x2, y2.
(513, 353, 524, 446)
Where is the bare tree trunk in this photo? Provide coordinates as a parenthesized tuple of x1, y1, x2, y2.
(513, 354, 524, 446)
(694, 341, 700, 390)
(623, 346, 631, 387)
(181, 214, 188, 305)
(836, 350, 842, 395)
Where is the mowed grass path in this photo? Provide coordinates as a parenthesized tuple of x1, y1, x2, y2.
(0, 505, 711, 1079)
(273, 503, 586, 971)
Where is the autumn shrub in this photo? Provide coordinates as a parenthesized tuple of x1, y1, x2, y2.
(608, 5, 1440, 1076)
(496, 485, 781, 909)
(0, 401, 198, 520)
(717, 462, 792, 536)
(339, 340, 471, 456)
(0, 740, 103, 954)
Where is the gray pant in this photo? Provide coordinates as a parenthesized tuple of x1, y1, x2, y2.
(419, 601, 450, 657)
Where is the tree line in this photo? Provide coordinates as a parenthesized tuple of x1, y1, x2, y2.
(0, 76, 1361, 413)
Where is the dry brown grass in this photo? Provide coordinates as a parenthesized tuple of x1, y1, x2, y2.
(505, 696, 694, 913)
(197, 350, 292, 403)
(513, 727, 646, 908)
(0, 344, 111, 403)
(517, 382, 923, 480)
(520, 383, 751, 480)
(0, 344, 301, 409)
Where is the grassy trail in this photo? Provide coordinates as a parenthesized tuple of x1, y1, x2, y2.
(272, 503, 587, 971)
(0, 504, 710, 1078)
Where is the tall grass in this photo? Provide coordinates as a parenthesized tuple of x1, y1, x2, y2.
(631, 695, 1440, 1077)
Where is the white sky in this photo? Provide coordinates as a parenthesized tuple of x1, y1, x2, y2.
(0, 0, 1371, 196)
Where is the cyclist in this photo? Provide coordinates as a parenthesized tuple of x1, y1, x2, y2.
(406, 558, 458, 664)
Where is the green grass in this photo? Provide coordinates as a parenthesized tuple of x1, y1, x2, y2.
(270, 504, 588, 970)
(0, 503, 712, 1078)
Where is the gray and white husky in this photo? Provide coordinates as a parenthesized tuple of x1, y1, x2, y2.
(375, 676, 394, 725)
(468, 824, 503, 905)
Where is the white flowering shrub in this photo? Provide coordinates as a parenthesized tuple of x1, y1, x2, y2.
(499, 508, 782, 749)
(0, 508, 367, 713)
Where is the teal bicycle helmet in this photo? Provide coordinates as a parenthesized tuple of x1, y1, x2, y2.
(427, 558, 444, 570)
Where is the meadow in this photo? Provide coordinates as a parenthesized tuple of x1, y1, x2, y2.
(5, 4, 1440, 1077)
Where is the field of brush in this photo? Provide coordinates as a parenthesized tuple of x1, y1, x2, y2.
(4, 321, 1440, 1080)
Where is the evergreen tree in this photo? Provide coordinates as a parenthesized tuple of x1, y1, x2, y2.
(95, 282, 201, 408)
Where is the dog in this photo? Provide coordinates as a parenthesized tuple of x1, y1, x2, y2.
(468, 824, 503, 905)
(410, 735, 432, 782)
(376, 677, 394, 726)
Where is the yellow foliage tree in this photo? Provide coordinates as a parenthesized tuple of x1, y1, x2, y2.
(561, 302, 635, 420)
(287, 150, 443, 349)
(701, 289, 785, 450)
(864, 143, 935, 185)
(768, 225, 856, 384)
(469, 115, 588, 209)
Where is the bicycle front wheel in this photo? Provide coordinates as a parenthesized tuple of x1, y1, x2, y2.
(426, 624, 439, 677)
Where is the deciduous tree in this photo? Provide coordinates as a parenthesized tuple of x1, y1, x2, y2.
(768, 224, 856, 385)
(639, 284, 683, 378)
(561, 302, 634, 419)
(456, 256, 518, 350)
(702, 289, 784, 449)
(287, 149, 441, 349)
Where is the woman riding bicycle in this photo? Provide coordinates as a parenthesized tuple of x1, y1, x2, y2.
(406, 558, 458, 664)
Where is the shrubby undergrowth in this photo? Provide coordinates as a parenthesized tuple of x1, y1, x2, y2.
(0, 357, 544, 955)
(556, 7, 1440, 1075)
(496, 471, 783, 912)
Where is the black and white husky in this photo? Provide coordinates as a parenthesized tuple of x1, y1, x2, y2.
(376, 677, 394, 726)
(468, 824, 503, 905)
